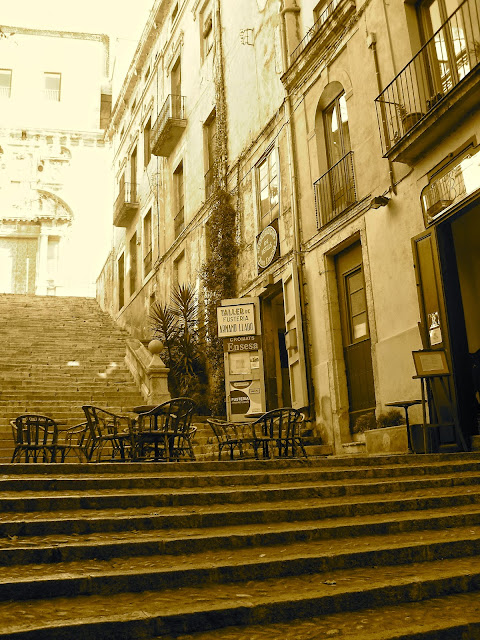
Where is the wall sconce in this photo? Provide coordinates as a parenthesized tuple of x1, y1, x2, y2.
(370, 195, 390, 209)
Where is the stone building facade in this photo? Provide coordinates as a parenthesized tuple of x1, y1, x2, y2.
(97, 0, 480, 453)
(0, 26, 111, 296)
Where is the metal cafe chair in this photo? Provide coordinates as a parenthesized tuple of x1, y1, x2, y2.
(207, 417, 254, 460)
(133, 397, 196, 462)
(251, 408, 308, 459)
(82, 405, 134, 462)
(11, 414, 59, 463)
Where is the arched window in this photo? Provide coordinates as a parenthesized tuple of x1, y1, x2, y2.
(314, 87, 356, 227)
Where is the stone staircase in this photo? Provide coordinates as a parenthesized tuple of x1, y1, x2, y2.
(1, 454, 480, 637)
(0, 293, 147, 461)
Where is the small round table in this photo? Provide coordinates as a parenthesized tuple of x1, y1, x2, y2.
(385, 400, 422, 452)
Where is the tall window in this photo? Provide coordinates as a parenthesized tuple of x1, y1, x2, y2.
(324, 93, 351, 166)
(143, 117, 151, 167)
(321, 92, 355, 219)
(257, 147, 279, 229)
(44, 72, 61, 101)
(129, 233, 138, 296)
(143, 209, 153, 276)
(173, 161, 184, 238)
(118, 254, 125, 310)
(201, 6, 214, 59)
(0, 69, 12, 98)
(204, 110, 216, 198)
(419, 0, 470, 96)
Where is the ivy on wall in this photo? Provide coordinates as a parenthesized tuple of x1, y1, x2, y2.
(200, 0, 239, 415)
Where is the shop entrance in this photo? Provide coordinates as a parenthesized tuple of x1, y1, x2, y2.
(412, 201, 480, 449)
(335, 241, 376, 430)
(261, 285, 291, 410)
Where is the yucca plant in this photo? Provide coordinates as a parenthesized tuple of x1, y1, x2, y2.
(150, 283, 208, 409)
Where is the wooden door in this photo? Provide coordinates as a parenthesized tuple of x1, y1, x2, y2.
(413, 227, 475, 448)
(335, 242, 376, 429)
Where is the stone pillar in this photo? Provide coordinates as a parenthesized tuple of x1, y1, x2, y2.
(281, 0, 301, 61)
(36, 230, 49, 295)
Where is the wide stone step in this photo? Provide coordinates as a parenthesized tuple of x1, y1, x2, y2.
(2, 470, 480, 512)
(1, 502, 480, 566)
(0, 555, 479, 639)
(2, 523, 480, 602)
(1, 484, 480, 538)
(171, 591, 480, 640)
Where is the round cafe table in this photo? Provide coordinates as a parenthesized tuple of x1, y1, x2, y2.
(385, 400, 422, 452)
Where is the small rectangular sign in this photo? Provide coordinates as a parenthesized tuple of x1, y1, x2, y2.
(223, 335, 260, 353)
(217, 303, 256, 337)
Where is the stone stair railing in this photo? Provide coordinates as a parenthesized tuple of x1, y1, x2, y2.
(124, 338, 170, 406)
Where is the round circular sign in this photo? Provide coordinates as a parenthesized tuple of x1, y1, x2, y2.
(257, 225, 278, 269)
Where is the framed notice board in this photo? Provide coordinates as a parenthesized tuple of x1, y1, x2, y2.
(412, 349, 450, 377)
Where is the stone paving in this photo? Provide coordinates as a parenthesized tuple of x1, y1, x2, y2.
(1, 455, 480, 638)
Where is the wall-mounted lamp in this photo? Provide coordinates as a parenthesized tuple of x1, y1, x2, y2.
(370, 195, 390, 209)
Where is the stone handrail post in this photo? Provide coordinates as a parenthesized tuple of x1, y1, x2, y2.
(125, 338, 170, 405)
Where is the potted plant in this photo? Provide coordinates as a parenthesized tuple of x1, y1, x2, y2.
(396, 104, 424, 134)
(358, 409, 411, 454)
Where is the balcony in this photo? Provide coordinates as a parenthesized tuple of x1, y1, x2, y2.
(204, 167, 215, 200)
(151, 95, 187, 157)
(0, 86, 11, 98)
(375, 0, 480, 164)
(174, 206, 185, 238)
(113, 182, 139, 228)
(314, 151, 356, 228)
(283, 0, 356, 89)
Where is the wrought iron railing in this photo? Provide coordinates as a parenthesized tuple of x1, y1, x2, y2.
(114, 182, 138, 215)
(44, 89, 60, 101)
(204, 167, 215, 199)
(174, 206, 185, 238)
(375, 0, 480, 154)
(313, 151, 356, 228)
(143, 249, 152, 276)
(290, 0, 346, 63)
(152, 94, 186, 142)
(0, 86, 11, 98)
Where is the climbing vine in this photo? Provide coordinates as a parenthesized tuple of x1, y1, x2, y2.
(200, 0, 239, 415)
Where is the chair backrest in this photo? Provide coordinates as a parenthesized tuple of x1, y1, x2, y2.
(252, 408, 303, 440)
(14, 414, 58, 447)
(137, 397, 196, 436)
(82, 406, 126, 441)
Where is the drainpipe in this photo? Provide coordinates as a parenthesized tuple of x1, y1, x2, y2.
(278, 2, 315, 414)
(369, 33, 397, 195)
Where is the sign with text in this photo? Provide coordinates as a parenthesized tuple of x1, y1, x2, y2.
(257, 219, 280, 273)
(223, 335, 260, 353)
(217, 303, 256, 337)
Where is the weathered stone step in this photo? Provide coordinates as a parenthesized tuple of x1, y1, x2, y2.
(1, 484, 480, 538)
(0, 555, 479, 639)
(170, 590, 480, 640)
(1, 458, 480, 490)
(2, 524, 480, 603)
(2, 503, 480, 567)
(2, 470, 480, 512)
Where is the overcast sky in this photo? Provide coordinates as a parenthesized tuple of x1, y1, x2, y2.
(2, 0, 153, 38)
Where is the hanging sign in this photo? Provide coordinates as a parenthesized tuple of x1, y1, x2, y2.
(217, 303, 256, 337)
(257, 219, 280, 272)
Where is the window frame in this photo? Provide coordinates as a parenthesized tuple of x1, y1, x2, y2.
(44, 72, 61, 102)
(143, 209, 153, 277)
(256, 145, 280, 231)
(0, 69, 12, 98)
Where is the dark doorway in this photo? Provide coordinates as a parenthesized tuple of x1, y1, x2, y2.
(335, 241, 376, 430)
(261, 286, 291, 410)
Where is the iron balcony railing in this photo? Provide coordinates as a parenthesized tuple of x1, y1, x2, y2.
(204, 167, 215, 200)
(290, 0, 345, 63)
(114, 182, 138, 214)
(143, 249, 152, 276)
(44, 89, 60, 101)
(174, 206, 185, 238)
(314, 151, 356, 228)
(152, 94, 185, 138)
(375, 0, 480, 154)
(0, 86, 11, 98)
